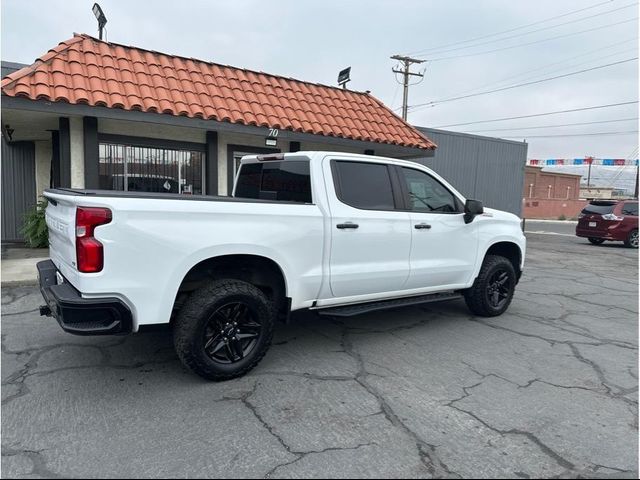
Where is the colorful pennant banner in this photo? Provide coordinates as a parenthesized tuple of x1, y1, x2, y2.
(528, 158, 638, 166)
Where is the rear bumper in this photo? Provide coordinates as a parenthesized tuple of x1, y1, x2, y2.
(37, 260, 133, 336)
(576, 226, 627, 241)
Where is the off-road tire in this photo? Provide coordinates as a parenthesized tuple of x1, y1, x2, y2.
(624, 229, 638, 249)
(463, 255, 516, 317)
(588, 237, 605, 245)
(173, 279, 275, 381)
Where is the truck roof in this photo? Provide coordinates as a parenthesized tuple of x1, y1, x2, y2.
(239, 151, 425, 169)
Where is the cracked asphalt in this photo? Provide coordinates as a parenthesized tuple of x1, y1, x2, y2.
(2, 232, 638, 478)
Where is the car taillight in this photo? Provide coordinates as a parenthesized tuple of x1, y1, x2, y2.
(601, 213, 623, 221)
(76, 207, 112, 273)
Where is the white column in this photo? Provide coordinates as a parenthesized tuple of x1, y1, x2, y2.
(34, 140, 52, 199)
(69, 117, 85, 188)
(217, 136, 228, 195)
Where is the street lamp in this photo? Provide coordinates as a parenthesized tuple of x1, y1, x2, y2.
(92, 3, 107, 40)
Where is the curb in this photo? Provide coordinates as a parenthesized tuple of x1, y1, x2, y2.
(522, 219, 578, 224)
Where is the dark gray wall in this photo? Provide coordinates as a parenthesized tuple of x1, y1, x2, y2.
(1, 61, 27, 79)
(1, 139, 36, 242)
(414, 127, 527, 216)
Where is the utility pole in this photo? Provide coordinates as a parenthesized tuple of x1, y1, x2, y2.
(586, 156, 594, 188)
(391, 55, 425, 121)
(634, 159, 639, 198)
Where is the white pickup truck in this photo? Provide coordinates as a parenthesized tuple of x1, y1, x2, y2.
(38, 151, 525, 380)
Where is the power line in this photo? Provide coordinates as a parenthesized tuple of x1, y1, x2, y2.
(410, 57, 637, 110)
(405, 0, 614, 56)
(503, 130, 638, 139)
(432, 101, 639, 128)
(464, 117, 639, 133)
(442, 38, 637, 100)
(428, 17, 638, 62)
(412, 1, 638, 58)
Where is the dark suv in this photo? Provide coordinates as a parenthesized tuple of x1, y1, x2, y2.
(576, 200, 638, 248)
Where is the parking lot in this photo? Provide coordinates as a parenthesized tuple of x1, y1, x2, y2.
(2, 225, 638, 478)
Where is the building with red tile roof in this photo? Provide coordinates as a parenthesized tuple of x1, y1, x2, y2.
(2, 34, 435, 152)
(1, 34, 527, 242)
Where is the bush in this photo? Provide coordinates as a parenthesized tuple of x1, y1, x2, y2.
(21, 198, 49, 248)
(558, 214, 567, 221)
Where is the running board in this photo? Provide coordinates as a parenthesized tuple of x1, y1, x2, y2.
(316, 292, 462, 317)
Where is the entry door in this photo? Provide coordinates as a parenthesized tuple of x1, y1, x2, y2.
(398, 166, 479, 289)
(327, 159, 411, 298)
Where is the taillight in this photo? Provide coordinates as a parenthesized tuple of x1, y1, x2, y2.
(76, 207, 112, 272)
(602, 213, 623, 221)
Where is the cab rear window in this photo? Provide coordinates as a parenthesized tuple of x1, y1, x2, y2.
(234, 161, 312, 203)
(581, 203, 616, 215)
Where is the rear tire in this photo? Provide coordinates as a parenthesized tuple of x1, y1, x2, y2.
(588, 237, 605, 245)
(173, 279, 275, 381)
(463, 255, 516, 317)
(624, 229, 638, 249)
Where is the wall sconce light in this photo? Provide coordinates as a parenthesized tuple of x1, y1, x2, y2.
(2, 124, 14, 142)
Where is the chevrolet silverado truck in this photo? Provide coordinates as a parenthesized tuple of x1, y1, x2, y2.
(38, 151, 526, 381)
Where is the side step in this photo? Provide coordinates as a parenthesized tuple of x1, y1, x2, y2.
(316, 292, 462, 317)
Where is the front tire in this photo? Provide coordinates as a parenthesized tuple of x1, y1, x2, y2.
(588, 237, 605, 245)
(624, 229, 638, 249)
(173, 279, 275, 381)
(463, 255, 516, 317)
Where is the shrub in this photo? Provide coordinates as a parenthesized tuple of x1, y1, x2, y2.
(21, 198, 49, 248)
(558, 214, 567, 221)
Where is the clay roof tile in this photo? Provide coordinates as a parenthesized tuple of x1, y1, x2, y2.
(1, 34, 435, 150)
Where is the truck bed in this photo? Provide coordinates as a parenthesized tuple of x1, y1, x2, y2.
(45, 188, 310, 205)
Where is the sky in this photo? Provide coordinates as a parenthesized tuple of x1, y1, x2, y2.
(1, 0, 638, 160)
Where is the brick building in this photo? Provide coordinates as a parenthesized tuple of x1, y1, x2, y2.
(522, 166, 586, 219)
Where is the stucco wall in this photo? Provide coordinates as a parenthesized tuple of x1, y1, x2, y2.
(69, 117, 85, 188)
(34, 140, 52, 199)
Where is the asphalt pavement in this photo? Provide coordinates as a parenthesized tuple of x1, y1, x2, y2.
(1, 231, 638, 478)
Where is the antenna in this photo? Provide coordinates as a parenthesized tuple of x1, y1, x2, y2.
(92, 3, 108, 40)
(338, 67, 351, 89)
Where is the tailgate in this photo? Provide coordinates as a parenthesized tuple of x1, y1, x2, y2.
(578, 214, 608, 234)
(44, 193, 78, 279)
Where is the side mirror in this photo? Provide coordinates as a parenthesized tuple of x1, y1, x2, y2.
(464, 199, 484, 224)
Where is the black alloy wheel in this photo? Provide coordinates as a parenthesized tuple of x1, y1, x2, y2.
(203, 302, 263, 364)
(485, 269, 512, 310)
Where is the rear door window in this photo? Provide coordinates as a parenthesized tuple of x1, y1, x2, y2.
(622, 202, 638, 216)
(332, 161, 396, 210)
(581, 203, 616, 215)
(234, 161, 312, 203)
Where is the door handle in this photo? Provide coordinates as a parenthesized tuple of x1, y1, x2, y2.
(414, 223, 432, 230)
(337, 222, 359, 229)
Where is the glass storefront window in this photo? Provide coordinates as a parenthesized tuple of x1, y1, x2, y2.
(99, 143, 204, 195)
